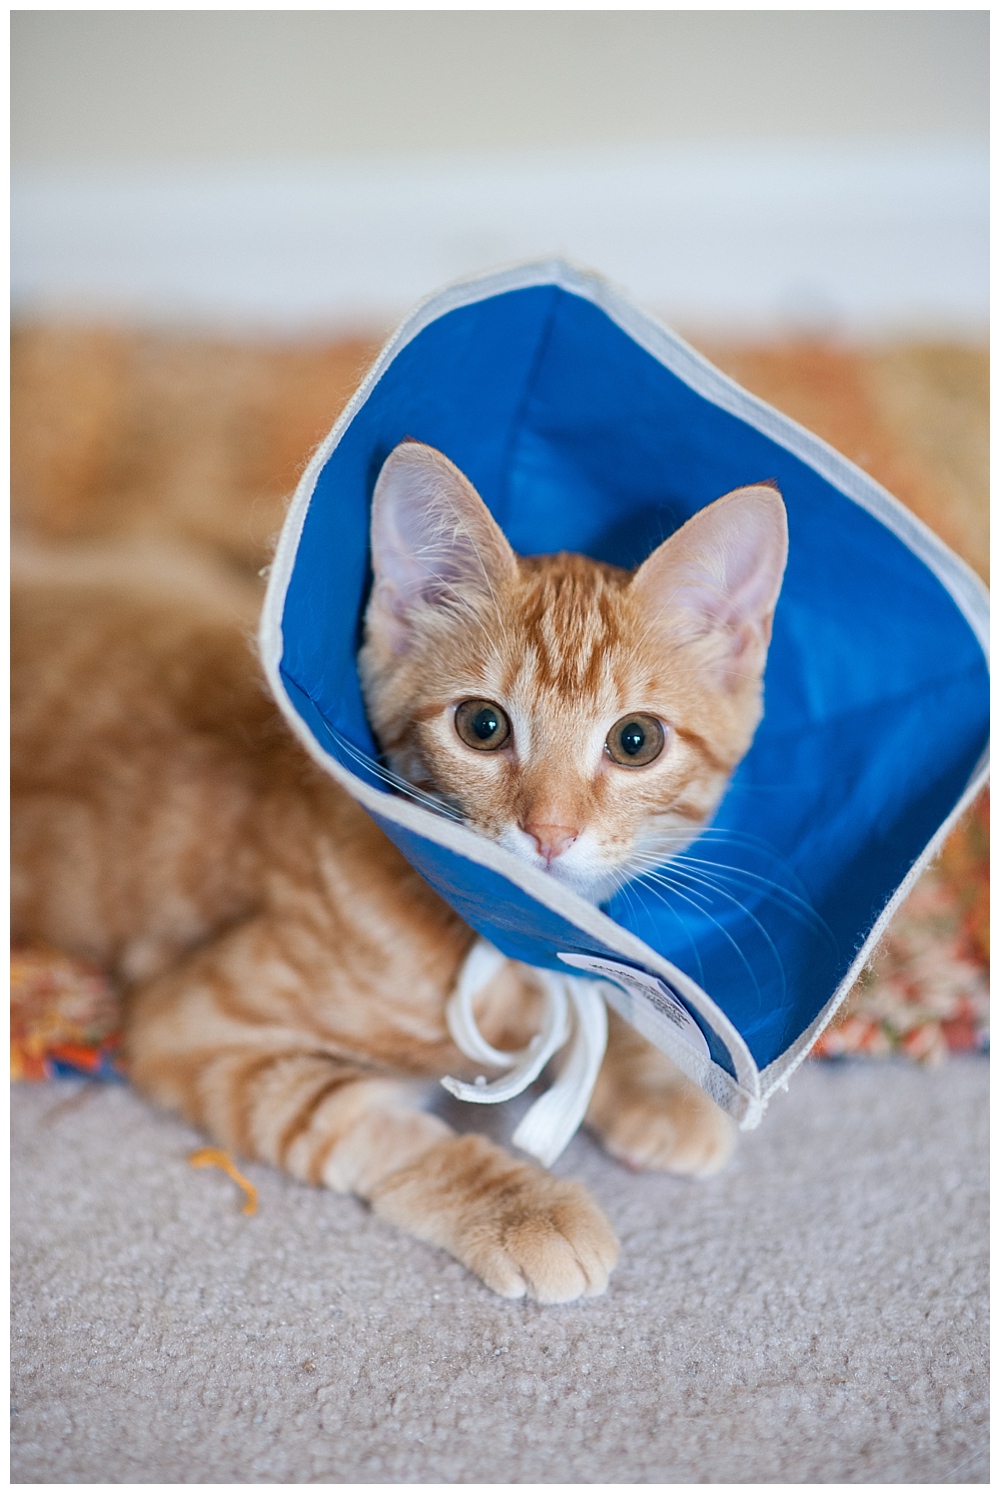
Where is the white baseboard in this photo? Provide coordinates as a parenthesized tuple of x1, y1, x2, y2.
(11, 140, 988, 338)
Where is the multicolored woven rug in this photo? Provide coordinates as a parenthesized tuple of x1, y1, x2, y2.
(10, 945, 124, 1083)
(11, 326, 989, 1081)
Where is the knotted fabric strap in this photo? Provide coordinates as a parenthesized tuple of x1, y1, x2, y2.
(440, 939, 609, 1168)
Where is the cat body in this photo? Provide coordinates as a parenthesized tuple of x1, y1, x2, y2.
(11, 444, 787, 1302)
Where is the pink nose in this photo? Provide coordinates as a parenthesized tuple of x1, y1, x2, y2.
(522, 823, 579, 866)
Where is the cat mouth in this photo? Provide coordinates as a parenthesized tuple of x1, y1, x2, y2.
(493, 826, 620, 906)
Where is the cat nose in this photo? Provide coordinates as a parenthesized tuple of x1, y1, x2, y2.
(522, 822, 579, 865)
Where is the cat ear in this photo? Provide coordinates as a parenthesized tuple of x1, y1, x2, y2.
(631, 485, 788, 689)
(367, 441, 516, 655)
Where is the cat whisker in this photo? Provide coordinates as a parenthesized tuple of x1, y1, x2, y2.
(329, 728, 466, 823)
(636, 872, 771, 1015)
(627, 847, 833, 944)
(636, 868, 778, 1009)
(615, 871, 709, 988)
(634, 870, 763, 1003)
(653, 825, 810, 866)
(652, 854, 835, 947)
(654, 825, 774, 848)
(659, 832, 833, 927)
(641, 865, 787, 1003)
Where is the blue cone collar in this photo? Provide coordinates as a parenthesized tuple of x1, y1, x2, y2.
(261, 261, 989, 1127)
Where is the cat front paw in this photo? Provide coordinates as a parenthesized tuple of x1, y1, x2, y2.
(370, 1134, 618, 1303)
(588, 1080, 736, 1178)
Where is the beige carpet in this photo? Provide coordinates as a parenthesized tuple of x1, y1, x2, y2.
(11, 1056, 987, 1483)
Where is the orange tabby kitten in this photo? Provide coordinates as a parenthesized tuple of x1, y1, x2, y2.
(11, 442, 787, 1303)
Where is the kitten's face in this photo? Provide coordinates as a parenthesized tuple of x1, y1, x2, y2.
(359, 443, 787, 904)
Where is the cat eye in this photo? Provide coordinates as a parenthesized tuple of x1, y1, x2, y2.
(605, 713, 666, 767)
(454, 699, 511, 752)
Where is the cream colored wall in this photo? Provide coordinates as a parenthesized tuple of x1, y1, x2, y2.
(11, 10, 988, 167)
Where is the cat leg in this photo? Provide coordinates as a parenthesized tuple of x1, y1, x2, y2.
(126, 941, 618, 1304)
(141, 1045, 618, 1303)
(364, 1130, 617, 1304)
(586, 1009, 736, 1177)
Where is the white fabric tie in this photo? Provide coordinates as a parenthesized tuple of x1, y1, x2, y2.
(440, 939, 608, 1168)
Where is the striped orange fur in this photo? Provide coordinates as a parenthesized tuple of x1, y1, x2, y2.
(12, 446, 786, 1301)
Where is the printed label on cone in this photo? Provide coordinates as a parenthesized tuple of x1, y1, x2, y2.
(558, 953, 711, 1060)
